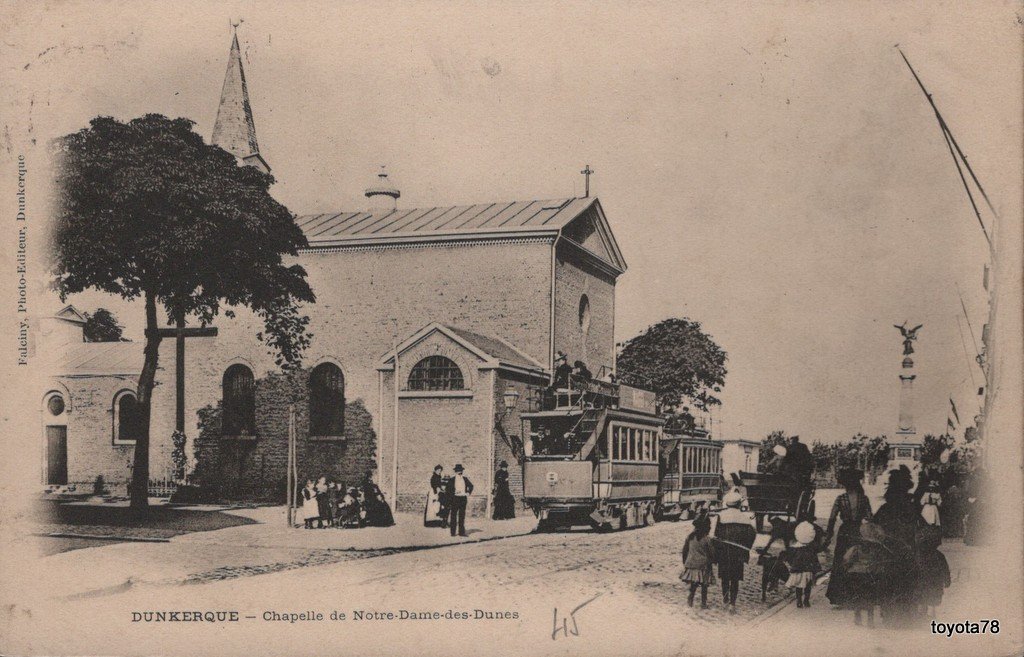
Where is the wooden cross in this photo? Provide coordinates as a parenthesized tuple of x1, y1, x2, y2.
(580, 164, 594, 198)
(147, 315, 218, 433)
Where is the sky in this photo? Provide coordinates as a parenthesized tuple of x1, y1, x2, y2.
(3, 0, 1021, 444)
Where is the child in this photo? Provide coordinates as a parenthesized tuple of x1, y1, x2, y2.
(301, 479, 319, 529)
(783, 521, 821, 608)
(917, 525, 951, 617)
(713, 490, 756, 614)
(337, 486, 362, 528)
(680, 515, 716, 609)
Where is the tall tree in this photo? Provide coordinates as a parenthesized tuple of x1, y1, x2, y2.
(51, 114, 315, 512)
(616, 317, 726, 412)
(83, 308, 125, 342)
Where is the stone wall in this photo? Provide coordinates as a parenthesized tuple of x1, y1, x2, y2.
(192, 368, 377, 502)
(44, 375, 144, 492)
(148, 238, 556, 471)
(553, 243, 617, 376)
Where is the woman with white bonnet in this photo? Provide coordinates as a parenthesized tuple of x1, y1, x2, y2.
(713, 489, 757, 614)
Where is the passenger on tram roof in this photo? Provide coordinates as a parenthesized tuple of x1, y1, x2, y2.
(552, 351, 573, 389)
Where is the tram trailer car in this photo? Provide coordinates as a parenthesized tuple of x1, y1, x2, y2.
(521, 383, 665, 531)
(657, 428, 724, 521)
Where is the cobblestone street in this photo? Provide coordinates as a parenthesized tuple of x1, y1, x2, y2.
(19, 518, 803, 657)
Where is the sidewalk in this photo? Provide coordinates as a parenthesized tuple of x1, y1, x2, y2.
(28, 507, 537, 600)
(174, 506, 537, 551)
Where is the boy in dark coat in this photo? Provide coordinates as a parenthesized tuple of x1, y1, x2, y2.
(713, 490, 757, 614)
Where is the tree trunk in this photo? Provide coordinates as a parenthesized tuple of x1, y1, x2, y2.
(130, 292, 162, 512)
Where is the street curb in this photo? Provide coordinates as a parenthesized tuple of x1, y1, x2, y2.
(35, 532, 172, 543)
(178, 528, 538, 554)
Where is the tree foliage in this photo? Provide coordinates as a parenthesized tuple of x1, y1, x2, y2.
(51, 114, 315, 510)
(616, 317, 726, 412)
(83, 308, 125, 342)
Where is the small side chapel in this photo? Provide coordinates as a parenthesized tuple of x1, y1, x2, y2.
(38, 30, 632, 516)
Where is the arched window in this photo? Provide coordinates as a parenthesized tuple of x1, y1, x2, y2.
(223, 364, 255, 435)
(310, 362, 345, 436)
(113, 391, 142, 444)
(579, 294, 591, 335)
(407, 356, 464, 391)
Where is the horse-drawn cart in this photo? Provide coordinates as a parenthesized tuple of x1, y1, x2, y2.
(731, 471, 815, 532)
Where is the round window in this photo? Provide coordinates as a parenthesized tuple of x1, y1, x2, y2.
(47, 395, 66, 416)
(578, 295, 591, 334)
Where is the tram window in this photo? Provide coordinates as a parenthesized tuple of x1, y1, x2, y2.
(630, 429, 637, 460)
(612, 427, 619, 459)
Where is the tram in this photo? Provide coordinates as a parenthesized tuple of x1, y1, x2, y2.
(521, 381, 666, 531)
(657, 419, 724, 520)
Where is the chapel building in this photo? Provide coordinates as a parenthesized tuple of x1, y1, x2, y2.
(37, 32, 630, 516)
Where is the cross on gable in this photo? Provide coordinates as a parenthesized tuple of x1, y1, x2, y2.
(580, 164, 594, 198)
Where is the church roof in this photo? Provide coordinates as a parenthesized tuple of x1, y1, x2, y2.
(57, 341, 144, 376)
(211, 33, 267, 171)
(297, 196, 627, 272)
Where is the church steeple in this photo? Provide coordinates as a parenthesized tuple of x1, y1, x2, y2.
(212, 25, 269, 173)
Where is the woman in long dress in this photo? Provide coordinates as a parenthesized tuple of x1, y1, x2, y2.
(361, 471, 396, 527)
(424, 465, 445, 527)
(920, 481, 942, 527)
(823, 468, 874, 623)
(301, 479, 319, 529)
(872, 467, 924, 627)
(492, 461, 516, 520)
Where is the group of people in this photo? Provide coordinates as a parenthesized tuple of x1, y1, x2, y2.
(824, 466, 951, 627)
(680, 490, 822, 614)
(299, 472, 395, 529)
(681, 465, 953, 624)
(424, 462, 517, 536)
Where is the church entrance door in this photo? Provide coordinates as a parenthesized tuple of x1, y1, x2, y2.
(46, 426, 68, 485)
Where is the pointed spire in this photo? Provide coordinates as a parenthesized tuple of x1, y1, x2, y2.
(212, 25, 269, 173)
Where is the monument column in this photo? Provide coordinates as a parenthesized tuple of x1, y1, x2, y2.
(893, 322, 923, 437)
(896, 358, 917, 436)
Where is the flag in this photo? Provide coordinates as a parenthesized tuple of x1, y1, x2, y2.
(947, 417, 956, 431)
(949, 398, 961, 425)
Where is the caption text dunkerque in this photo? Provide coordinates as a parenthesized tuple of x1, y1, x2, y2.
(131, 609, 520, 624)
(16, 154, 29, 365)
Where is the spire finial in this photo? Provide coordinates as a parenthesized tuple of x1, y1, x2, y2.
(580, 164, 594, 198)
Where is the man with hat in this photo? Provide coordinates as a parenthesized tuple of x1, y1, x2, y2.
(445, 464, 474, 537)
(713, 489, 757, 613)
